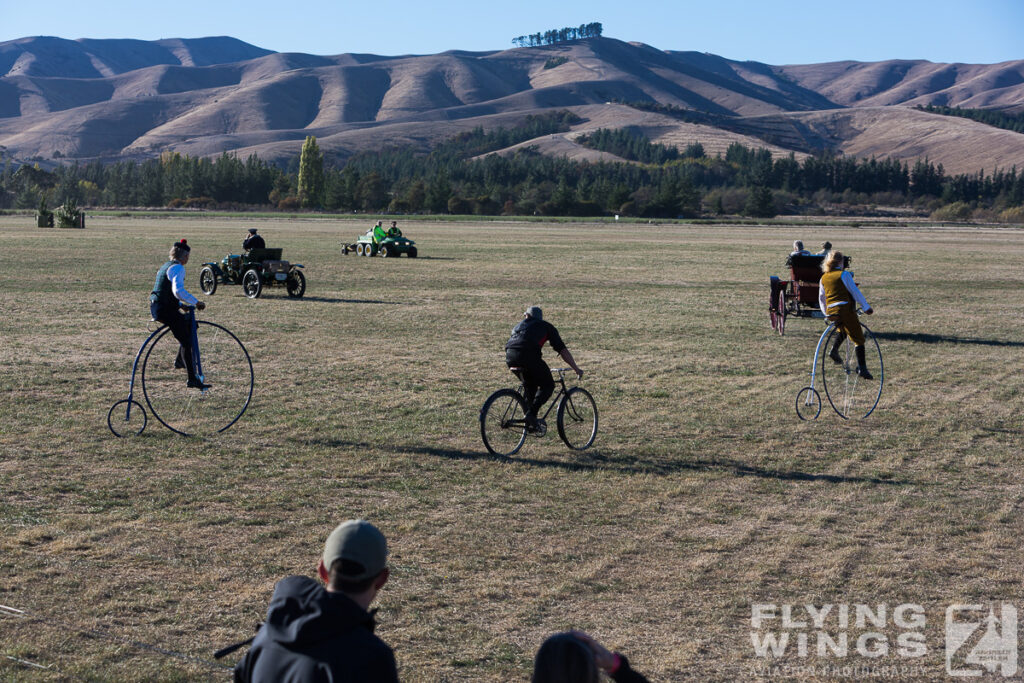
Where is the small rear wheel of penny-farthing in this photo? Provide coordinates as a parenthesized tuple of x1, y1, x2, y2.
(795, 386, 821, 421)
(107, 399, 147, 437)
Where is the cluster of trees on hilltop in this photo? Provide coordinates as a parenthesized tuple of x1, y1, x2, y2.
(577, 128, 700, 164)
(511, 23, 602, 47)
(917, 104, 1024, 135)
(3, 111, 1024, 219)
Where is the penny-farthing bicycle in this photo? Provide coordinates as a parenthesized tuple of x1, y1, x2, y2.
(796, 313, 883, 420)
(107, 306, 253, 437)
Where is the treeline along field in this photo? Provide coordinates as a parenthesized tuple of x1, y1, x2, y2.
(2, 216, 1024, 680)
(5, 111, 1024, 220)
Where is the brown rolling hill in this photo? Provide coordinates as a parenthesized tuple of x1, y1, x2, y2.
(1, 35, 1022, 175)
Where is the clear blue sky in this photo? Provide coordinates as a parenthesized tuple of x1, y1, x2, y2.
(1, 0, 1021, 64)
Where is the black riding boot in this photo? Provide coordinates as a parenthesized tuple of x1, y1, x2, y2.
(829, 332, 846, 365)
(855, 345, 873, 380)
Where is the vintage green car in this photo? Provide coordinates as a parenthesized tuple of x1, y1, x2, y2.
(199, 248, 306, 299)
(342, 223, 417, 258)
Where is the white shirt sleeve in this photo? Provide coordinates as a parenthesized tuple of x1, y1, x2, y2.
(840, 270, 869, 310)
(167, 263, 199, 306)
(819, 281, 828, 316)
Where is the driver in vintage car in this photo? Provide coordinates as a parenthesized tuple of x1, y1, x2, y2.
(243, 228, 266, 252)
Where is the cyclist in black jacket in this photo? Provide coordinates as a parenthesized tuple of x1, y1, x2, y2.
(505, 306, 583, 433)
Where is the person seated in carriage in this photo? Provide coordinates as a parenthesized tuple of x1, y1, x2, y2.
(243, 228, 266, 252)
(818, 250, 875, 380)
(786, 240, 810, 265)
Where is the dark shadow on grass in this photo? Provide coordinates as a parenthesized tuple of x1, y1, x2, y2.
(300, 439, 912, 485)
(408, 256, 456, 261)
(873, 332, 1024, 348)
(291, 296, 408, 305)
(980, 426, 1024, 435)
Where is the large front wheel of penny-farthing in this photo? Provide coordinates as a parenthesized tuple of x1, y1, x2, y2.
(480, 388, 528, 457)
(821, 322, 883, 419)
(141, 322, 253, 436)
(557, 386, 598, 450)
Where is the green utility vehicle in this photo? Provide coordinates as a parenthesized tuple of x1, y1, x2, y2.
(199, 248, 306, 299)
(342, 223, 417, 258)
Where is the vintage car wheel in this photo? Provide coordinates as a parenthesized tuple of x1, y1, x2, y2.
(364, 243, 375, 257)
(199, 266, 217, 295)
(408, 247, 417, 258)
(286, 269, 306, 298)
(242, 269, 262, 299)
(355, 243, 364, 256)
(379, 245, 390, 258)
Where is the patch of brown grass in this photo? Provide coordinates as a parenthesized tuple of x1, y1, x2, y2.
(2, 216, 1024, 680)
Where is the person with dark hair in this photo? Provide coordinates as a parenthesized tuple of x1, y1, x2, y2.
(505, 306, 583, 434)
(233, 519, 399, 683)
(819, 250, 874, 379)
(815, 240, 833, 256)
(243, 228, 266, 252)
(150, 239, 208, 390)
(532, 631, 649, 683)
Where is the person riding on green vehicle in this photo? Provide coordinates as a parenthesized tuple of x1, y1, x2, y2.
(344, 220, 418, 258)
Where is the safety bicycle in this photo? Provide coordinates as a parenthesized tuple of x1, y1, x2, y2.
(107, 306, 253, 437)
(479, 367, 598, 457)
(795, 311, 883, 420)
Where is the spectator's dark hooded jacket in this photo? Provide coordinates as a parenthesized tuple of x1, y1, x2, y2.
(234, 575, 398, 683)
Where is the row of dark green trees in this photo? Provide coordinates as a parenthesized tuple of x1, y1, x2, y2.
(511, 23, 603, 48)
(3, 111, 1024, 218)
(917, 104, 1024, 135)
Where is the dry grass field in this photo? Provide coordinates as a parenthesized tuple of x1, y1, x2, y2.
(2, 216, 1024, 681)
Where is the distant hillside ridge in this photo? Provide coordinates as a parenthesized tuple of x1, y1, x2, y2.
(1, 35, 1022, 175)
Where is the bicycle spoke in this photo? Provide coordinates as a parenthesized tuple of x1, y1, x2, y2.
(821, 324, 883, 419)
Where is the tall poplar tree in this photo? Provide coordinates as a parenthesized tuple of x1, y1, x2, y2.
(298, 135, 325, 209)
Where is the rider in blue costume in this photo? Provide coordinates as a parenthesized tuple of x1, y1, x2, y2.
(150, 239, 209, 389)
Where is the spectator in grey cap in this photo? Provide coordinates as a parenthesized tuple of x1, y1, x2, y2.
(815, 240, 833, 256)
(505, 305, 583, 434)
(233, 519, 398, 682)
